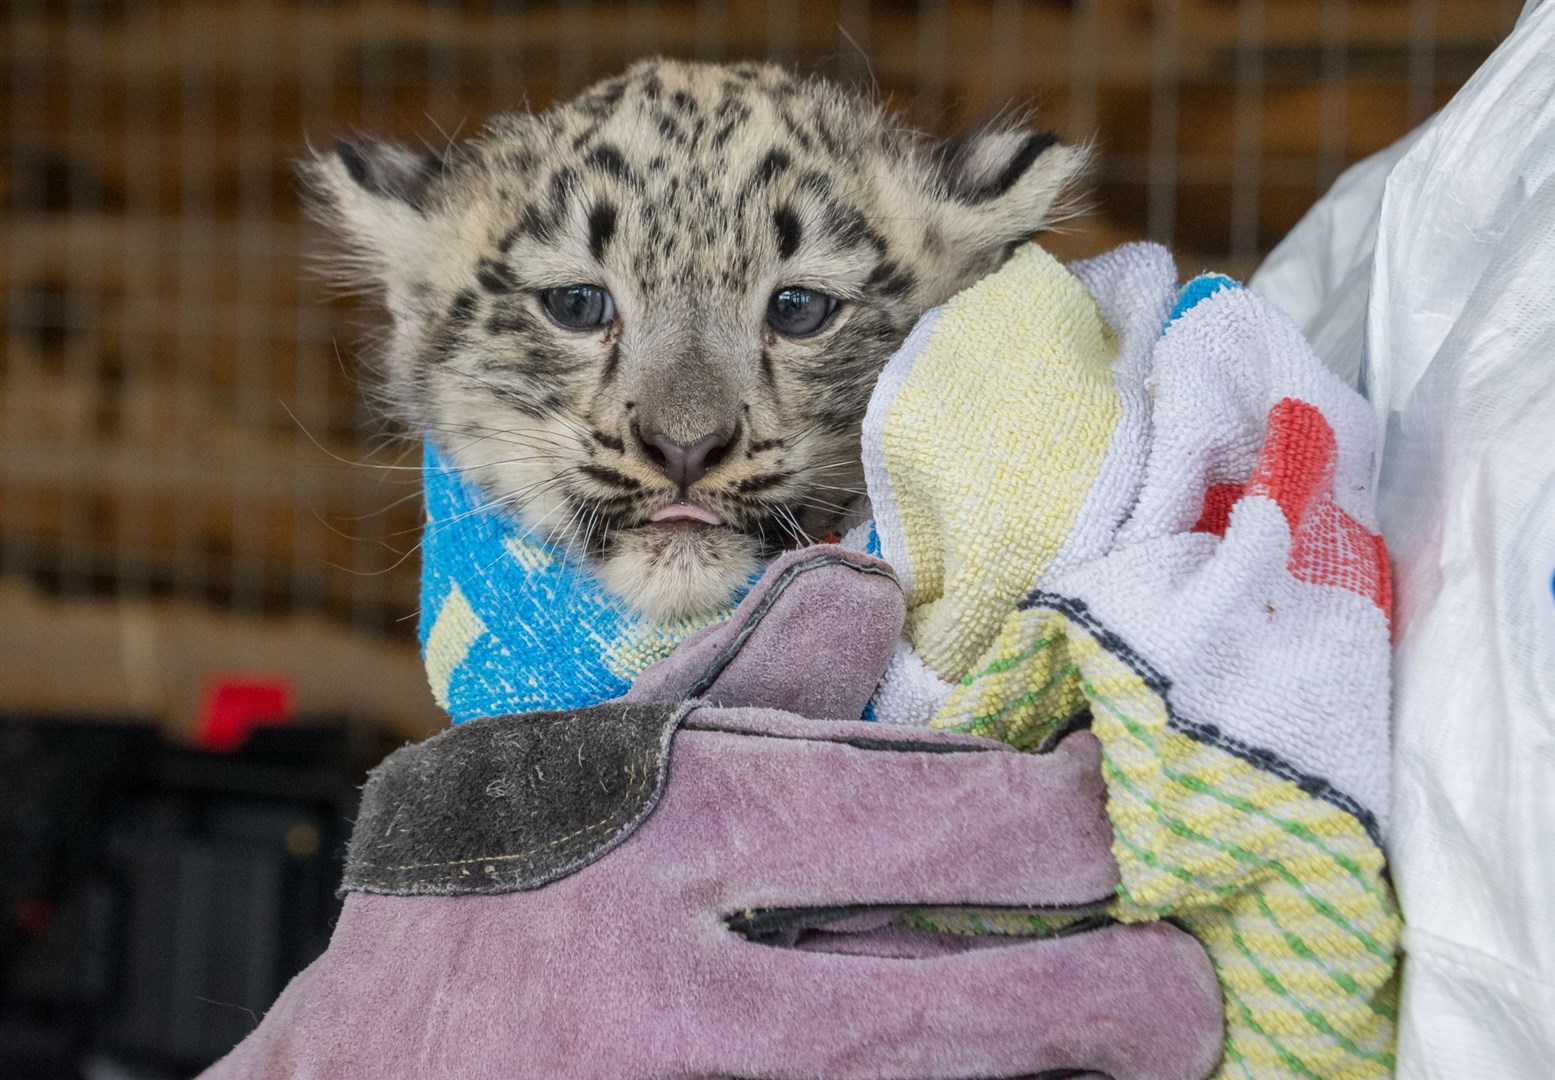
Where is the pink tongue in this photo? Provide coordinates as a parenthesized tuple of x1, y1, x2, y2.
(649, 503, 724, 526)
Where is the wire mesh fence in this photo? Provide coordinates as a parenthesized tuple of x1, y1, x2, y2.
(0, 0, 1523, 720)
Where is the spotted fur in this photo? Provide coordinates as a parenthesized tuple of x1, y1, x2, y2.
(304, 59, 1085, 619)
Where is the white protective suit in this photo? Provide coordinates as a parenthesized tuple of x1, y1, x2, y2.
(1250, 2, 1555, 1075)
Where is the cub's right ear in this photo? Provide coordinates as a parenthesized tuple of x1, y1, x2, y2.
(332, 136, 445, 209)
(299, 137, 457, 297)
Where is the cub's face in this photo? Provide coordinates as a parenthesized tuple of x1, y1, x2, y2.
(306, 59, 1083, 620)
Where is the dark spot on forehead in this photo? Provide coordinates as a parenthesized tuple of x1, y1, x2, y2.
(777, 107, 814, 152)
(514, 203, 558, 244)
(446, 290, 476, 327)
(795, 170, 834, 198)
(712, 119, 740, 149)
(494, 144, 539, 174)
(549, 168, 576, 213)
(821, 202, 888, 255)
(580, 76, 627, 117)
(656, 114, 685, 144)
(476, 258, 516, 294)
(751, 148, 791, 188)
(715, 89, 747, 116)
(772, 205, 803, 260)
(585, 144, 638, 187)
(587, 201, 618, 261)
(810, 111, 845, 158)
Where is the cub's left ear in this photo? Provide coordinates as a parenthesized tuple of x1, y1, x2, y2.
(926, 130, 1088, 249)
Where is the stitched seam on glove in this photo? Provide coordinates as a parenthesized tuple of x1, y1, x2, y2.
(677, 721, 1003, 755)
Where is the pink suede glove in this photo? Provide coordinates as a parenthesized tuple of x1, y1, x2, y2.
(201, 548, 1223, 1080)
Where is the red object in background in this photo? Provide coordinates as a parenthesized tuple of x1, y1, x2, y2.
(198, 677, 295, 751)
(13, 898, 52, 936)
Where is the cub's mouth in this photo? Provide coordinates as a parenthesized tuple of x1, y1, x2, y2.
(578, 486, 863, 621)
(648, 503, 726, 527)
(546, 417, 869, 620)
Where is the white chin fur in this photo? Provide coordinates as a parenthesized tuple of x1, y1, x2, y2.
(593, 524, 761, 621)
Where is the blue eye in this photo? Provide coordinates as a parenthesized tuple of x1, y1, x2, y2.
(767, 287, 839, 337)
(541, 284, 615, 329)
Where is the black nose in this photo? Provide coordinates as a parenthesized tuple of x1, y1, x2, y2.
(639, 430, 732, 489)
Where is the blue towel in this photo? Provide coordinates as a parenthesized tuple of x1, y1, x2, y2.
(418, 442, 740, 722)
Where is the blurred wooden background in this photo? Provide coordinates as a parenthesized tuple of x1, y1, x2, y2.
(0, 0, 1523, 737)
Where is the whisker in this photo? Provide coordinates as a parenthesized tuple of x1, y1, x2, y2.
(799, 459, 867, 474)
(793, 498, 857, 517)
(421, 423, 578, 453)
(325, 487, 425, 523)
(770, 505, 809, 548)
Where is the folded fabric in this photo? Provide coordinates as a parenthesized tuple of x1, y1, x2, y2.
(857, 243, 1400, 1078)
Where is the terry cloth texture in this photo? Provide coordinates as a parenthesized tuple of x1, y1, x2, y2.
(417, 443, 739, 722)
(859, 242, 1400, 1079)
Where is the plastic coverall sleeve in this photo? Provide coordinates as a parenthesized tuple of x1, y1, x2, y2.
(1250, 2, 1555, 1075)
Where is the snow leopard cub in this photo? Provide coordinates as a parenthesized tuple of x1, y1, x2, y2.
(305, 58, 1084, 620)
